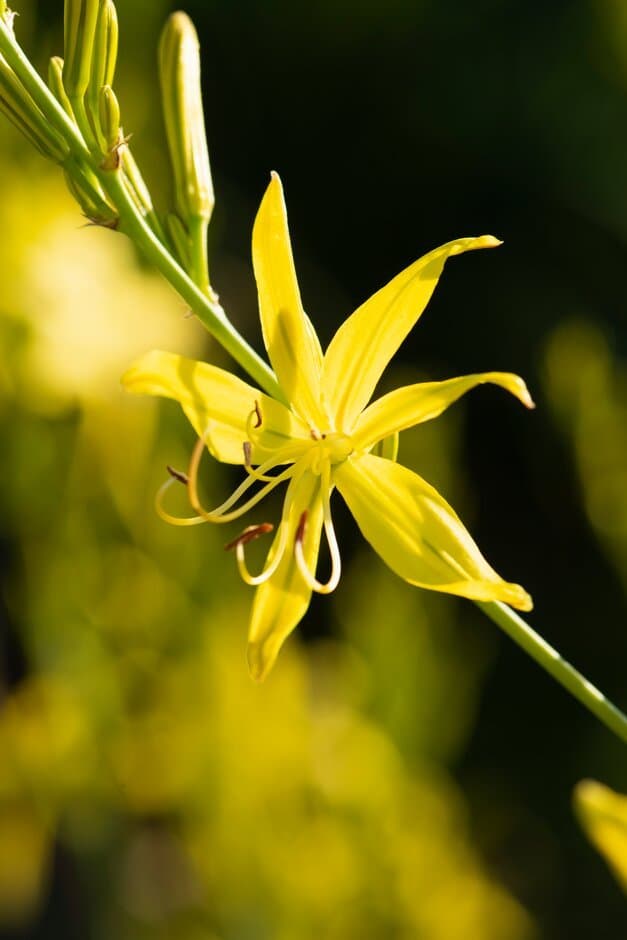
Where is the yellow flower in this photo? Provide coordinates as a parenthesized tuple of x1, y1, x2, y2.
(123, 173, 533, 680)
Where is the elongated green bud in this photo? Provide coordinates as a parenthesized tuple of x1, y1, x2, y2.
(64, 167, 118, 227)
(48, 56, 75, 119)
(63, 0, 100, 98)
(120, 150, 154, 218)
(159, 12, 214, 224)
(87, 1, 118, 129)
(0, 55, 69, 162)
(98, 84, 121, 167)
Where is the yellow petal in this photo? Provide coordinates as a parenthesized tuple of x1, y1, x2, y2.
(122, 349, 308, 464)
(323, 236, 502, 431)
(334, 453, 532, 610)
(252, 173, 324, 427)
(353, 371, 534, 450)
(574, 780, 627, 892)
(247, 471, 323, 681)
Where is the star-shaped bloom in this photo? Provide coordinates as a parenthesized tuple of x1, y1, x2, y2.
(123, 173, 533, 680)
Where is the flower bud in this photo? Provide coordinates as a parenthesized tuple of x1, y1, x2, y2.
(159, 12, 214, 224)
(121, 148, 164, 233)
(63, 0, 100, 98)
(98, 84, 121, 168)
(48, 56, 75, 118)
(87, 0, 118, 130)
(64, 167, 118, 227)
(166, 212, 191, 269)
(0, 54, 69, 162)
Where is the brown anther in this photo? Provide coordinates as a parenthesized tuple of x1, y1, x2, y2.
(243, 441, 252, 466)
(310, 429, 320, 441)
(99, 134, 132, 172)
(167, 465, 189, 486)
(83, 215, 120, 231)
(253, 401, 262, 428)
(224, 523, 274, 552)
(295, 510, 308, 545)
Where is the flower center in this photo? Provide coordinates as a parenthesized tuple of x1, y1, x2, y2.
(309, 431, 353, 474)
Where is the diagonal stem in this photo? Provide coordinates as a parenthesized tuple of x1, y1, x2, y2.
(0, 18, 284, 402)
(97, 169, 284, 400)
(477, 601, 627, 743)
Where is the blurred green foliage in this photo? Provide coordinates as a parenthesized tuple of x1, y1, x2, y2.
(2, 0, 627, 936)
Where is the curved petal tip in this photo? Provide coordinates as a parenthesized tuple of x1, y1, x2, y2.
(512, 376, 535, 410)
(448, 234, 503, 256)
(505, 584, 533, 612)
(246, 640, 276, 682)
(477, 234, 503, 249)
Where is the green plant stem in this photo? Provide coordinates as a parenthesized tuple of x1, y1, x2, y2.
(478, 601, 627, 743)
(188, 214, 210, 294)
(100, 169, 282, 398)
(0, 18, 283, 401)
(0, 18, 87, 156)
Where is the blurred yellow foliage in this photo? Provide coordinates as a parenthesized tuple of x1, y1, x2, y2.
(575, 780, 627, 893)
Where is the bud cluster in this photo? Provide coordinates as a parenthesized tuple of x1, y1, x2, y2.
(0, 2, 217, 291)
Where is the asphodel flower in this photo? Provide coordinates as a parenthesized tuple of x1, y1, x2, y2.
(123, 173, 533, 680)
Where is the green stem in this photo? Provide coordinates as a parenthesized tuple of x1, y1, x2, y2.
(99, 169, 283, 399)
(0, 19, 283, 401)
(0, 19, 89, 158)
(478, 601, 627, 744)
(188, 214, 210, 295)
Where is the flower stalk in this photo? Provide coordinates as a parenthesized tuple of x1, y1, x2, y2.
(478, 602, 627, 743)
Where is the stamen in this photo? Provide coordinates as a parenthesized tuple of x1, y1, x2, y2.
(167, 465, 189, 486)
(245, 405, 276, 465)
(242, 441, 281, 484)
(224, 522, 274, 552)
(187, 436, 303, 524)
(155, 477, 206, 527)
(230, 464, 307, 587)
(228, 521, 288, 586)
(294, 464, 341, 595)
(296, 510, 308, 544)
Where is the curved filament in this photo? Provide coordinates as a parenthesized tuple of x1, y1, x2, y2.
(236, 520, 289, 585)
(156, 477, 206, 527)
(187, 436, 302, 525)
(294, 462, 341, 594)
